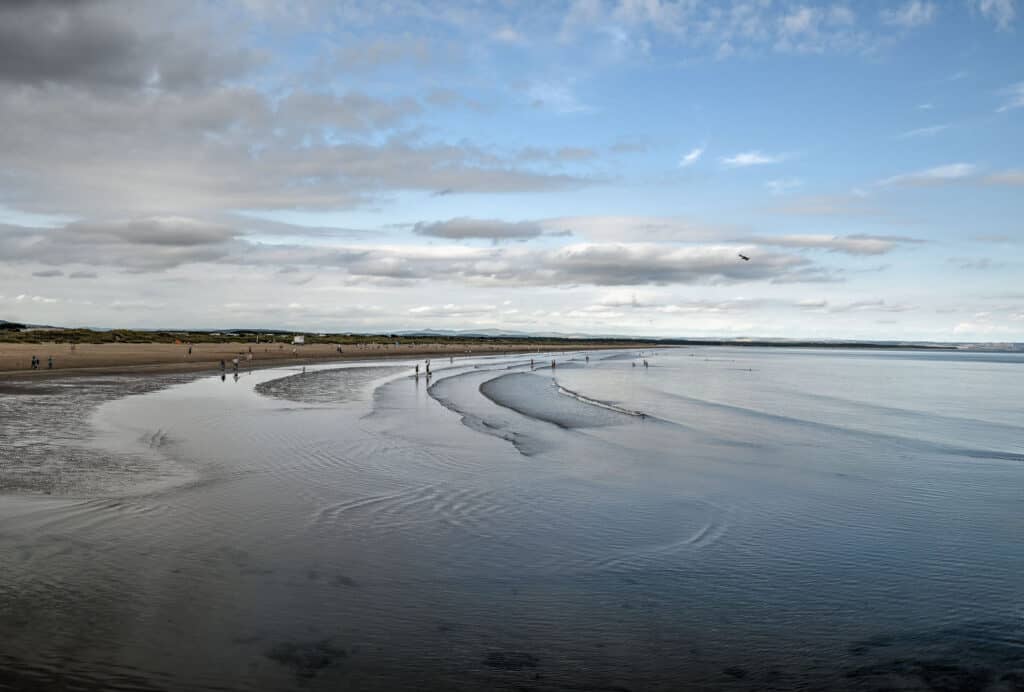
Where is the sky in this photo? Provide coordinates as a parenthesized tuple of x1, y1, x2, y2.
(0, 0, 1022, 340)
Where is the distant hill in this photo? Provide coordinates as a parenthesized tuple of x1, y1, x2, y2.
(395, 328, 535, 338)
(394, 328, 625, 339)
(0, 319, 59, 329)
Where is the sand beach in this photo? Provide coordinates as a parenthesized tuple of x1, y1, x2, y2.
(0, 340, 635, 380)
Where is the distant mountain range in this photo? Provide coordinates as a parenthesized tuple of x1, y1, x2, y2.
(393, 328, 619, 339)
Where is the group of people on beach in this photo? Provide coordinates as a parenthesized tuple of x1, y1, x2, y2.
(413, 355, 458, 380)
(29, 355, 52, 370)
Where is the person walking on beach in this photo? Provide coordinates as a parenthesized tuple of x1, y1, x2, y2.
(220, 359, 226, 372)
(30, 355, 37, 370)
(188, 344, 192, 357)
(47, 356, 53, 369)
(415, 364, 419, 378)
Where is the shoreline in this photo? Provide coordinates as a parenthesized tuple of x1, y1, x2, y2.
(0, 341, 653, 382)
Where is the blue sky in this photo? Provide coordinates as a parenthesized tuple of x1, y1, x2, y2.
(0, 0, 1021, 339)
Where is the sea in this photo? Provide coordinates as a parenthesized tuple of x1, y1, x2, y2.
(1, 347, 1022, 691)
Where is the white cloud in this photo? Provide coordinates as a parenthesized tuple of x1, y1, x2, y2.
(745, 234, 921, 256)
(996, 81, 1024, 112)
(555, 0, 890, 60)
(527, 81, 590, 114)
(953, 321, 1012, 335)
(896, 124, 949, 138)
(492, 27, 525, 44)
(412, 218, 546, 242)
(772, 5, 870, 53)
(877, 163, 977, 186)
(829, 299, 915, 313)
(948, 257, 998, 270)
(14, 294, 58, 304)
(0, 84, 585, 215)
(407, 303, 498, 318)
(596, 288, 667, 308)
(0, 216, 241, 270)
(679, 146, 704, 167)
(541, 216, 733, 242)
(559, 0, 605, 42)
(612, 0, 687, 31)
(721, 151, 784, 167)
(797, 299, 828, 309)
(765, 178, 803, 195)
(594, 294, 766, 315)
(781, 7, 817, 35)
(972, 0, 1017, 30)
(829, 6, 857, 25)
(881, 1, 937, 27)
(1, 216, 836, 287)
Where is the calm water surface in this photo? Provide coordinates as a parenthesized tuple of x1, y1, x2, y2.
(1, 348, 1022, 691)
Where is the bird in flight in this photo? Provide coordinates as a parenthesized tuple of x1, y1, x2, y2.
(738, 253, 750, 261)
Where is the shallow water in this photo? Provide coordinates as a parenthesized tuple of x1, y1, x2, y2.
(1, 348, 1022, 691)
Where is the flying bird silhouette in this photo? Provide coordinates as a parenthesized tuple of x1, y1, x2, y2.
(738, 253, 750, 261)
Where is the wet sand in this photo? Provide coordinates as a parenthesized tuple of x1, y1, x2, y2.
(0, 340, 639, 380)
(3, 349, 1020, 690)
(0, 371, 200, 495)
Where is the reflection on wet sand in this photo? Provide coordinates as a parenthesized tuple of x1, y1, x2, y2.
(1, 349, 1022, 690)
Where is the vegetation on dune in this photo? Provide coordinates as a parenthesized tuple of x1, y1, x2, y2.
(0, 327, 648, 348)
